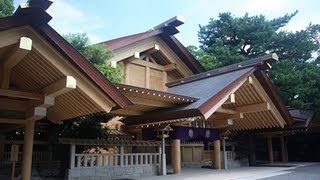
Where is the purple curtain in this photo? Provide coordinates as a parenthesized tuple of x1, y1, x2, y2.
(142, 126, 219, 141)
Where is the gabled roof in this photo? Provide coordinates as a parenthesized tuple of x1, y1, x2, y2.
(1, 1, 132, 109)
(289, 108, 315, 128)
(100, 16, 205, 74)
(122, 53, 294, 127)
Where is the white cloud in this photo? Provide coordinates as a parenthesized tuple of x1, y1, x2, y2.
(47, 0, 107, 44)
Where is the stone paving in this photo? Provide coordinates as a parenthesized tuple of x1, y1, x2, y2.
(259, 163, 320, 180)
(137, 162, 320, 180)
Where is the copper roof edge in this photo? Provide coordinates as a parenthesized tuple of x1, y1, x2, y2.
(114, 83, 199, 101)
(166, 53, 278, 88)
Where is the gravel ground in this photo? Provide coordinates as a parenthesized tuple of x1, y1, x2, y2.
(258, 163, 320, 180)
(139, 163, 320, 180)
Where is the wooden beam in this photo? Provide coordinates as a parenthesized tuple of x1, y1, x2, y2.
(1, 118, 25, 125)
(0, 89, 43, 100)
(111, 42, 156, 63)
(0, 118, 25, 124)
(211, 119, 233, 128)
(37, 96, 55, 108)
(0, 98, 29, 111)
(1, 37, 32, 88)
(129, 97, 174, 108)
(111, 109, 143, 116)
(25, 107, 46, 121)
(208, 112, 243, 121)
(235, 102, 270, 113)
(244, 76, 253, 86)
(2, 37, 32, 69)
(216, 107, 238, 114)
(203, 77, 248, 119)
(163, 63, 177, 72)
(142, 44, 160, 55)
(250, 75, 285, 127)
(43, 76, 76, 97)
(131, 59, 165, 70)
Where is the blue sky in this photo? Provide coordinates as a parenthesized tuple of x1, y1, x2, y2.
(14, 0, 320, 46)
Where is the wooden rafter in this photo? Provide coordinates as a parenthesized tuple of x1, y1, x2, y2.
(250, 75, 286, 127)
(0, 37, 32, 88)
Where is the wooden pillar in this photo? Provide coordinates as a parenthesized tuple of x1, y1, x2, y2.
(0, 134, 4, 161)
(171, 139, 181, 174)
(249, 135, 256, 165)
(222, 138, 227, 169)
(21, 121, 35, 180)
(284, 137, 289, 161)
(213, 139, 221, 169)
(120, 146, 124, 167)
(160, 137, 167, 175)
(69, 144, 75, 168)
(280, 136, 287, 162)
(267, 136, 273, 163)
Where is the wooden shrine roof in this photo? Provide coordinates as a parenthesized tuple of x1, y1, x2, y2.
(100, 16, 204, 74)
(110, 83, 198, 116)
(122, 54, 294, 131)
(0, 0, 132, 124)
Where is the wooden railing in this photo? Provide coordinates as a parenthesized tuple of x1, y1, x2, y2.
(71, 153, 160, 169)
(2, 151, 53, 163)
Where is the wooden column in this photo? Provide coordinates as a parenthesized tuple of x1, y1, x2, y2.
(69, 144, 76, 169)
(280, 136, 287, 162)
(120, 146, 124, 167)
(0, 135, 4, 161)
(21, 121, 35, 180)
(213, 139, 221, 169)
(171, 139, 181, 174)
(222, 138, 227, 169)
(160, 137, 167, 175)
(249, 135, 256, 165)
(267, 137, 273, 163)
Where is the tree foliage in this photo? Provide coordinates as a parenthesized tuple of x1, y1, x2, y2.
(61, 33, 124, 139)
(0, 0, 14, 18)
(64, 33, 123, 83)
(57, 114, 110, 139)
(193, 12, 320, 111)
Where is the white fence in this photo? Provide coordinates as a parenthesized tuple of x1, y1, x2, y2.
(71, 153, 160, 169)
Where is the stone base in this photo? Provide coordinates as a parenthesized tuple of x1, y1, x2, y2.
(67, 165, 159, 180)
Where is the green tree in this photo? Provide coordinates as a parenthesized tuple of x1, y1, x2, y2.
(0, 0, 14, 18)
(194, 12, 320, 111)
(64, 33, 123, 83)
(61, 33, 124, 139)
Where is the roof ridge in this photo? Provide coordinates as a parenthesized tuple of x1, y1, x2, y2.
(166, 53, 278, 88)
